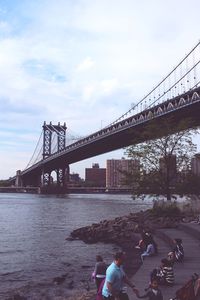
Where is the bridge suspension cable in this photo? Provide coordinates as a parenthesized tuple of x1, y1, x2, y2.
(23, 41, 200, 172)
(148, 58, 200, 109)
(24, 131, 43, 169)
(32, 145, 43, 166)
(106, 40, 200, 127)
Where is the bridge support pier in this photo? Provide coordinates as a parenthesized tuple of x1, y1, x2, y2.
(56, 166, 69, 185)
(42, 170, 51, 186)
(15, 170, 23, 187)
(41, 165, 69, 194)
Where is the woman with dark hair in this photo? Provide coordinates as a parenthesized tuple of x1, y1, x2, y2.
(93, 255, 107, 291)
(140, 232, 158, 263)
(136, 231, 158, 255)
(141, 241, 156, 262)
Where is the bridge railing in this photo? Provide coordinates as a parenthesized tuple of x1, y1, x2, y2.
(21, 86, 200, 176)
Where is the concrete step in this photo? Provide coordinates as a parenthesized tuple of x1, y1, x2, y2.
(126, 226, 200, 300)
(126, 235, 171, 299)
(179, 222, 200, 241)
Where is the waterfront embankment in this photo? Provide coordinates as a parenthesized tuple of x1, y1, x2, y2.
(67, 199, 200, 300)
(0, 187, 39, 193)
(2, 193, 200, 299)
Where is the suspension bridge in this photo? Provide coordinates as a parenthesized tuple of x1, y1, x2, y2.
(11, 41, 200, 193)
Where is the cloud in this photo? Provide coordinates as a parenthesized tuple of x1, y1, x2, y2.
(80, 78, 118, 102)
(0, 20, 11, 34)
(101, 79, 118, 94)
(0, 0, 200, 179)
(76, 57, 95, 72)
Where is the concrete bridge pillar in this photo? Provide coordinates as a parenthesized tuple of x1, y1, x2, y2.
(56, 165, 69, 187)
(15, 170, 23, 187)
(42, 169, 51, 186)
(65, 165, 70, 183)
(41, 165, 69, 194)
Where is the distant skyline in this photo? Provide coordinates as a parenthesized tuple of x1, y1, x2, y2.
(0, 0, 200, 179)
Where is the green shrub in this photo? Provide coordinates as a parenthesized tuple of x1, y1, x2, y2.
(151, 200, 182, 217)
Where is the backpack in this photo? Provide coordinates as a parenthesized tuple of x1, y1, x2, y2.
(175, 277, 196, 300)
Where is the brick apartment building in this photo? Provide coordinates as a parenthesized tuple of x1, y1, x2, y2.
(85, 163, 106, 186)
(106, 158, 139, 188)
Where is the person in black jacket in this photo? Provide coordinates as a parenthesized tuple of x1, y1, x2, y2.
(135, 278, 163, 300)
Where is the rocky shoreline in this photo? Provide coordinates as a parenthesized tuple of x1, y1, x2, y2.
(24, 205, 195, 300)
(68, 209, 178, 277)
(67, 206, 200, 300)
(7, 205, 199, 300)
(69, 209, 183, 246)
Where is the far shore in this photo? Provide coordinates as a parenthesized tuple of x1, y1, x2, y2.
(0, 186, 132, 194)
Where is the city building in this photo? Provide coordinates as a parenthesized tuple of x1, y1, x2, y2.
(69, 173, 82, 183)
(106, 158, 139, 188)
(85, 163, 106, 187)
(191, 154, 200, 176)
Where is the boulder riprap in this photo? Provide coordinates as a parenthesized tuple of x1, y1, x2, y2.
(69, 209, 182, 245)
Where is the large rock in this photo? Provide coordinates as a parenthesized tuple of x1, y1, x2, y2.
(69, 209, 184, 246)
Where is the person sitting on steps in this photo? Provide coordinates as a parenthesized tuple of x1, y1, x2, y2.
(151, 258, 174, 286)
(135, 231, 158, 255)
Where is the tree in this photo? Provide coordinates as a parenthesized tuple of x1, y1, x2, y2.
(0, 179, 10, 187)
(124, 118, 198, 200)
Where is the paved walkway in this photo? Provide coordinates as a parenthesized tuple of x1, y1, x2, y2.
(126, 223, 200, 300)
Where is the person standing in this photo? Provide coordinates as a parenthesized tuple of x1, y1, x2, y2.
(93, 255, 107, 291)
(102, 251, 137, 300)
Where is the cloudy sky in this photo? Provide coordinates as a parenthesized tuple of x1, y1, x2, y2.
(0, 0, 200, 180)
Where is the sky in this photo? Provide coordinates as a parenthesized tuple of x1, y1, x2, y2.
(0, 0, 200, 180)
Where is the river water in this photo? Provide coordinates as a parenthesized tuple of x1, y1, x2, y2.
(0, 193, 153, 299)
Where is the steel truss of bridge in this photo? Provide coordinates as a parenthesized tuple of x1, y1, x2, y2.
(22, 86, 200, 176)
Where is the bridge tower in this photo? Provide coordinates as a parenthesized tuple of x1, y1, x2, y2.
(42, 122, 69, 193)
(43, 121, 67, 158)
